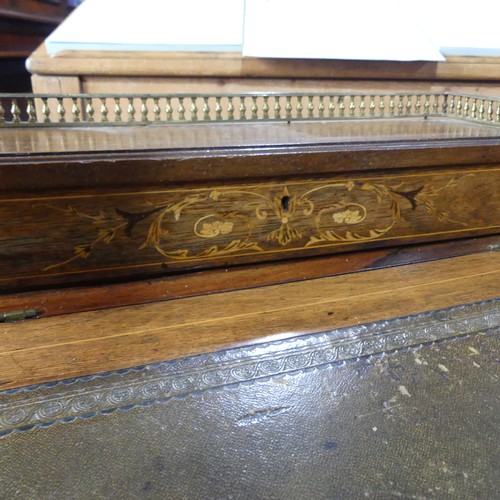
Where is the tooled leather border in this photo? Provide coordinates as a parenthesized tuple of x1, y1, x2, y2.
(0, 298, 498, 436)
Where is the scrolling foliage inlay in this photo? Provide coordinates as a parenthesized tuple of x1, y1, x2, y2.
(38, 174, 472, 271)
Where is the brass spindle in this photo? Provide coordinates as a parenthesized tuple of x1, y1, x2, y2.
(338, 96, 345, 118)
(442, 94, 448, 115)
(27, 98, 37, 123)
(405, 95, 412, 115)
(166, 98, 173, 121)
(378, 96, 385, 117)
(456, 96, 463, 116)
(100, 98, 109, 122)
(126, 98, 134, 122)
(252, 96, 259, 120)
(479, 99, 485, 120)
(424, 95, 430, 116)
(227, 96, 235, 120)
(239, 97, 247, 120)
(397, 96, 403, 116)
(274, 97, 281, 119)
(140, 98, 149, 122)
(307, 96, 314, 119)
(432, 94, 439, 115)
(0, 100, 5, 123)
(153, 97, 161, 121)
(296, 96, 303, 119)
(10, 99, 21, 123)
(318, 96, 325, 118)
(328, 96, 335, 118)
(178, 97, 185, 121)
(359, 96, 366, 117)
(285, 96, 292, 120)
(448, 95, 454, 115)
(470, 98, 477, 119)
(190, 97, 198, 121)
(369, 96, 376, 117)
(415, 95, 421, 115)
(487, 100, 493, 121)
(349, 96, 356, 117)
(73, 98, 82, 122)
(389, 96, 395, 117)
(203, 97, 210, 120)
(496, 101, 500, 122)
(56, 97, 66, 122)
(42, 97, 50, 123)
(11, 99, 21, 123)
(253, 96, 260, 120)
(463, 97, 470, 117)
(215, 97, 222, 120)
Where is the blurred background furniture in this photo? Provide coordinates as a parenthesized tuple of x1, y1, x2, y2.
(27, 47, 500, 96)
(0, 0, 72, 92)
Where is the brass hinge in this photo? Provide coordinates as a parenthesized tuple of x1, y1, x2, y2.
(0, 309, 39, 323)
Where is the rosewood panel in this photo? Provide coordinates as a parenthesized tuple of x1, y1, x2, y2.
(0, 166, 498, 290)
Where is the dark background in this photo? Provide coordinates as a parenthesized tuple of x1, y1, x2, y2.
(0, 0, 76, 92)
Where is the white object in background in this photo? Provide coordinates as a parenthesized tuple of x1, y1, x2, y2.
(45, 0, 245, 54)
(243, 0, 445, 61)
(412, 0, 500, 56)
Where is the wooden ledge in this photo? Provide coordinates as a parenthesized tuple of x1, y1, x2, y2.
(26, 44, 500, 81)
(1, 250, 498, 390)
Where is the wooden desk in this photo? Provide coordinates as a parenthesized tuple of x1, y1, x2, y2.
(1, 90, 498, 498)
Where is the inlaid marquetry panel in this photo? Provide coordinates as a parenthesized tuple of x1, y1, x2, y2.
(0, 167, 498, 289)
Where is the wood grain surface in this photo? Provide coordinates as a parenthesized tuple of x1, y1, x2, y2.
(26, 46, 500, 82)
(1, 166, 498, 290)
(0, 251, 498, 390)
(2, 235, 496, 317)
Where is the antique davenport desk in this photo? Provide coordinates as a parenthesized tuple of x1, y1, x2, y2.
(0, 92, 499, 498)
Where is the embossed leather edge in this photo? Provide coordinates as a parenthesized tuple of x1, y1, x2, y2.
(0, 299, 498, 436)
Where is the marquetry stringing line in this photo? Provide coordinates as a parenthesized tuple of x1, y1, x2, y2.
(0, 299, 497, 435)
(0, 92, 499, 127)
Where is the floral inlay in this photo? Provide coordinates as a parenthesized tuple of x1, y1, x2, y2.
(198, 221, 234, 238)
(38, 174, 472, 271)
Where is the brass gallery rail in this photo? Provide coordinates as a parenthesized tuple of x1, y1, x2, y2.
(1, 92, 499, 127)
